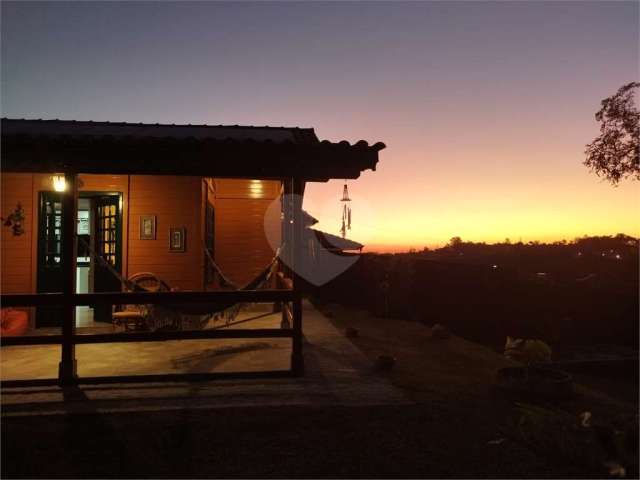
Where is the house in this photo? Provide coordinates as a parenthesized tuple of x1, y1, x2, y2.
(0, 118, 384, 386)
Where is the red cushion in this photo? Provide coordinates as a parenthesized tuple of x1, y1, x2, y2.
(1, 308, 29, 336)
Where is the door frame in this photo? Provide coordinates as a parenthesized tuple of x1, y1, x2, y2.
(35, 190, 124, 327)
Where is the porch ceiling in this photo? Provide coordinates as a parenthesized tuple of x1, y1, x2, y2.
(1, 118, 385, 181)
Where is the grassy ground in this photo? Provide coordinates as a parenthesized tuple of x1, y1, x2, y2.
(319, 303, 638, 407)
(2, 303, 638, 478)
(318, 303, 639, 478)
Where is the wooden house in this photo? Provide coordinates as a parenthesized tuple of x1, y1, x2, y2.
(0, 118, 384, 386)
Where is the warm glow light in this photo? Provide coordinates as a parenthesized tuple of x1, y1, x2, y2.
(52, 175, 66, 192)
(248, 179, 264, 199)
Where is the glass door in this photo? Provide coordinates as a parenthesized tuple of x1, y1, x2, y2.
(36, 191, 64, 327)
(92, 195, 122, 322)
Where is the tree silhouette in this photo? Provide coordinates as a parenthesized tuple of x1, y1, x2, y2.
(584, 82, 639, 184)
(448, 236, 463, 248)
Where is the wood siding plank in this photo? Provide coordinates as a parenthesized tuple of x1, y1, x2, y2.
(212, 179, 282, 287)
(0, 173, 33, 295)
(127, 175, 203, 290)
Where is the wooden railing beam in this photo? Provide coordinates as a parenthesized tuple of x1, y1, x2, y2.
(1, 328, 293, 347)
(0, 289, 295, 307)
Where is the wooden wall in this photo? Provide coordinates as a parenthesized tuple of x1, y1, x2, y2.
(1, 173, 34, 294)
(128, 175, 203, 290)
(213, 179, 282, 287)
(1, 174, 277, 306)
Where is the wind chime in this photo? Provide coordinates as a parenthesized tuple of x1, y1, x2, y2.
(340, 181, 351, 238)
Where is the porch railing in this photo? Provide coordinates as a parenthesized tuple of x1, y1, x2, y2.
(1, 173, 306, 388)
(0, 289, 302, 387)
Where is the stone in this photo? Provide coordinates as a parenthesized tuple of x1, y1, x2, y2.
(345, 327, 359, 338)
(431, 323, 451, 339)
(374, 354, 396, 370)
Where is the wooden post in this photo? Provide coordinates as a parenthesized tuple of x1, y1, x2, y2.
(273, 178, 286, 318)
(291, 177, 304, 376)
(279, 179, 291, 328)
(58, 171, 78, 385)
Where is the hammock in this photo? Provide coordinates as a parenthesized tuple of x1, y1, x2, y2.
(78, 236, 280, 331)
(150, 256, 278, 330)
(157, 241, 279, 312)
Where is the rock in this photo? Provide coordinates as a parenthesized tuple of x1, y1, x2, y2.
(604, 461, 626, 478)
(345, 327, 359, 338)
(431, 323, 451, 339)
(374, 354, 396, 370)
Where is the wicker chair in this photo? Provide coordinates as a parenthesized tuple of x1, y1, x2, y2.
(112, 272, 171, 331)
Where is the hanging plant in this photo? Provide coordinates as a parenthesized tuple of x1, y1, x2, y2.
(2, 202, 25, 236)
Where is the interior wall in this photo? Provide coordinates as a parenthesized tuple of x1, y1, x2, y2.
(128, 175, 203, 290)
(213, 179, 282, 287)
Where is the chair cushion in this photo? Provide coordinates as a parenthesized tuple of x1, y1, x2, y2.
(1, 309, 29, 336)
(112, 311, 145, 319)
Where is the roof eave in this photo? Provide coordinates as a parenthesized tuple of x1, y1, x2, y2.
(1, 134, 384, 181)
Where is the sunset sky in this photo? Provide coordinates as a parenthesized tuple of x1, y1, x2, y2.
(2, 1, 638, 251)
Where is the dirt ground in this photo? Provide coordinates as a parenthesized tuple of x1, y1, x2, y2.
(2, 303, 638, 478)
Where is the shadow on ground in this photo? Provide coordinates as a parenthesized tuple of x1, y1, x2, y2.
(2, 402, 594, 479)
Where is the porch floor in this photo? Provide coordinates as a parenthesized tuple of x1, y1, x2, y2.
(1, 301, 408, 415)
(2, 309, 290, 381)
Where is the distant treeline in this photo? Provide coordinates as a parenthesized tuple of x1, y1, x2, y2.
(418, 233, 638, 255)
(308, 234, 639, 349)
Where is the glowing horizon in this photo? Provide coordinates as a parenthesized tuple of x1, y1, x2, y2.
(1, 2, 638, 249)
(306, 167, 639, 252)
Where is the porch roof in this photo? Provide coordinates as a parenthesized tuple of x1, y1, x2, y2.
(1, 118, 385, 181)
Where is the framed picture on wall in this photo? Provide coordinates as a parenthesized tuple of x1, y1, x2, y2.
(139, 215, 156, 240)
(169, 227, 186, 252)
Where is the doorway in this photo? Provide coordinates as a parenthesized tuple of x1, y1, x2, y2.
(36, 191, 123, 328)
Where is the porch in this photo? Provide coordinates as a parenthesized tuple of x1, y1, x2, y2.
(2, 301, 407, 414)
(1, 307, 290, 382)
(0, 118, 385, 386)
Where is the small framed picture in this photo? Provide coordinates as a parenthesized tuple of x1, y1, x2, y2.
(139, 215, 156, 240)
(169, 227, 186, 252)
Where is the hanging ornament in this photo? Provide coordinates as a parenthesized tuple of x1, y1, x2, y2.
(339, 181, 352, 238)
(1, 202, 25, 236)
(341, 183, 351, 202)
